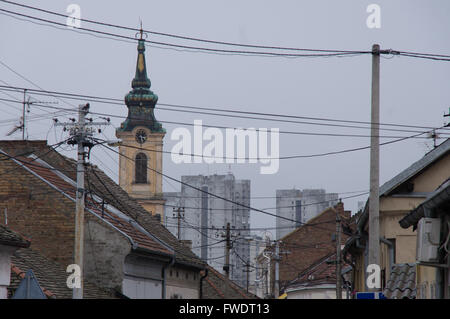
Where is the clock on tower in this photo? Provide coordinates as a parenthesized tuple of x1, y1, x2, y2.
(116, 31, 166, 220)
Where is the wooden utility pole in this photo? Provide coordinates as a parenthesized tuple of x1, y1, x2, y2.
(368, 44, 381, 287)
(336, 211, 342, 299)
(173, 207, 185, 240)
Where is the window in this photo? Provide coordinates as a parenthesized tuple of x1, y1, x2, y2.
(387, 238, 396, 264)
(135, 153, 147, 184)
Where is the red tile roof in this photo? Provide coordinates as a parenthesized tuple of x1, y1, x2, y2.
(15, 156, 172, 257)
(201, 265, 259, 299)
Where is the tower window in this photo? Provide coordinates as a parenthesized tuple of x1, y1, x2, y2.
(135, 152, 147, 184)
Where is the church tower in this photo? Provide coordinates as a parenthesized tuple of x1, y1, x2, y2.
(116, 33, 165, 219)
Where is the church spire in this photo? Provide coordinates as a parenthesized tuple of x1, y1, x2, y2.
(131, 26, 151, 90)
(119, 25, 164, 133)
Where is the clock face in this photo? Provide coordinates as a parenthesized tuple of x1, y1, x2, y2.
(135, 129, 148, 144)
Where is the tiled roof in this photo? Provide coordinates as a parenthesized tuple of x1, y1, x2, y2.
(286, 253, 342, 289)
(0, 224, 30, 248)
(379, 138, 450, 197)
(9, 247, 116, 299)
(383, 263, 416, 299)
(14, 156, 172, 257)
(0, 140, 205, 269)
(201, 265, 259, 299)
(262, 203, 350, 291)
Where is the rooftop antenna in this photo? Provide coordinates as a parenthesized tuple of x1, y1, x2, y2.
(12, 90, 58, 140)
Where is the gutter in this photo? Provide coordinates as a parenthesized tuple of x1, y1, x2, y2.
(355, 203, 369, 250)
(399, 179, 450, 229)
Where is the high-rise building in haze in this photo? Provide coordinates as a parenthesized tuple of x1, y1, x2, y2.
(164, 173, 250, 288)
(276, 189, 339, 239)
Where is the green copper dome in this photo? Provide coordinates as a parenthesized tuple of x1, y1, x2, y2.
(118, 38, 164, 133)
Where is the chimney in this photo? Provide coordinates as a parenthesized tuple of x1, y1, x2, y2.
(180, 240, 192, 250)
(335, 201, 350, 219)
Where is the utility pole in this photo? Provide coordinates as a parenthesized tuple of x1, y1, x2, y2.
(55, 103, 109, 299)
(73, 104, 88, 299)
(336, 211, 342, 299)
(368, 43, 381, 289)
(172, 206, 185, 240)
(244, 262, 251, 292)
(222, 222, 232, 278)
(274, 240, 280, 298)
(22, 89, 26, 140)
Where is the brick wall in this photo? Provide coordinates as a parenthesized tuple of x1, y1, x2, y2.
(0, 153, 132, 291)
(0, 154, 76, 267)
(273, 203, 350, 292)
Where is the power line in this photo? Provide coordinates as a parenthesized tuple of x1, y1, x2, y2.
(2, 1, 450, 62)
(0, 0, 373, 54)
(0, 7, 369, 59)
(1, 85, 448, 133)
(99, 143, 352, 231)
(163, 192, 367, 211)
(3, 96, 444, 141)
(0, 96, 443, 161)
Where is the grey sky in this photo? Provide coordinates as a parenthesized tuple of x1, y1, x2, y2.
(1, 0, 450, 234)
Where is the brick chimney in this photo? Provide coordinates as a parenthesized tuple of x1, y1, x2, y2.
(180, 240, 192, 250)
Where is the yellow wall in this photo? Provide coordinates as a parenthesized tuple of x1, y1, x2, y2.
(116, 127, 166, 219)
(352, 152, 450, 293)
(416, 265, 438, 299)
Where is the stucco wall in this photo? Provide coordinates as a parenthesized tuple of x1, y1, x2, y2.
(353, 152, 450, 292)
(416, 265, 438, 299)
(0, 245, 17, 299)
(287, 285, 346, 299)
(165, 266, 200, 299)
(117, 128, 165, 218)
(84, 216, 131, 291)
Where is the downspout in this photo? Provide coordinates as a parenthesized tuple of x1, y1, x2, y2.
(199, 267, 208, 299)
(162, 256, 176, 299)
(379, 237, 394, 272)
(342, 246, 356, 299)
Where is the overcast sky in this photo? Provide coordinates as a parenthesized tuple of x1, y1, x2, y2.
(1, 0, 450, 234)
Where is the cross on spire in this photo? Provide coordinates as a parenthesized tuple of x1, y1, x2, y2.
(139, 20, 144, 40)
